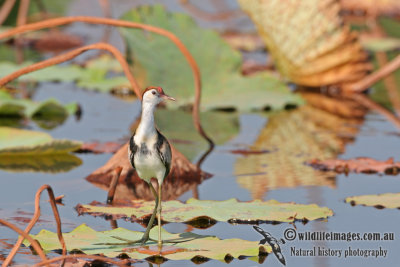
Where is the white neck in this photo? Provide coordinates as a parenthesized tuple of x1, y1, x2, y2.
(136, 101, 157, 138)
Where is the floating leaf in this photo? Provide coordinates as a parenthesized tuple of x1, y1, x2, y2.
(0, 61, 83, 82)
(0, 154, 82, 173)
(120, 5, 303, 111)
(85, 54, 124, 72)
(77, 198, 333, 223)
(345, 193, 400, 209)
(0, 127, 82, 155)
(238, 0, 371, 89)
(24, 224, 271, 261)
(0, 91, 77, 119)
(307, 157, 400, 175)
(0, 59, 129, 92)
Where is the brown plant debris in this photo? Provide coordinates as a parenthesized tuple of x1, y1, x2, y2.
(238, 0, 372, 90)
(230, 149, 271, 155)
(300, 92, 368, 118)
(307, 157, 400, 175)
(340, 0, 400, 17)
(221, 32, 265, 52)
(33, 31, 83, 52)
(85, 143, 209, 201)
(77, 141, 124, 154)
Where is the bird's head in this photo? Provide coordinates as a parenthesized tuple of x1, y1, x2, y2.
(142, 86, 176, 106)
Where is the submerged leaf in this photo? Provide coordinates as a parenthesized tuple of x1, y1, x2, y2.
(120, 5, 303, 111)
(0, 127, 82, 155)
(307, 157, 400, 175)
(345, 193, 400, 209)
(77, 198, 333, 223)
(24, 224, 272, 261)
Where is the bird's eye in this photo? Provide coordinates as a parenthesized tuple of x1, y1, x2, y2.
(152, 90, 156, 95)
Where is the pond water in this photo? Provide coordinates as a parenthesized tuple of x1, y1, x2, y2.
(1, 1, 400, 267)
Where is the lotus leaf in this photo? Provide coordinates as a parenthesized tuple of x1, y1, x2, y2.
(24, 224, 272, 261)
(346, 193, 400, 209)
(77, 198, 333, 223)
(120, 5, 303, 111)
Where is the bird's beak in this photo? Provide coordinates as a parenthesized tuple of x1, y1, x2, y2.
(161, 93, 176, 101)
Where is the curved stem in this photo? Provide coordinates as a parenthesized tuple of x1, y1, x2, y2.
(347, 54, 400, 93)
(3, 185, 66, 267)
(0, 219, 49, 267)
(0, 0, 16, 25)
(16, 0, 29, 26)
(0, 16, 214, 147)
(0, 42, 142, 100)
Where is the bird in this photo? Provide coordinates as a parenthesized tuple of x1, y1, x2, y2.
(128, 86, 175, 246)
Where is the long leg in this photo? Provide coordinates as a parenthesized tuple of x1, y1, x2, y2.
(157, 183, 162, 247)
(140, 182, 159, 245)
(96, 182, 159, 246)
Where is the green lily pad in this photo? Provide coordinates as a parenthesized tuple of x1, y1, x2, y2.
(120, 5, 303, 111)
(154, 109, 239, 160)
(0, 58, 129, 93)
(0, 61, 82, 82)
(0, 154, 82, 173)
(0, 91, 77, 119)
(0, 127, 82, 155)
(85, 54, 124, 72)
(345, 193, 400, 209)
(77, 198, 333, 223)
(24, 224, 271, 261)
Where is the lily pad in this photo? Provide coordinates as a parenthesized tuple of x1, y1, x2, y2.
(0, 90, 78, 118)
(345, 193, 400, 209)
(307, 157, 400, 175)
(0, 58, 129, 93)
(24, 224, 272, 261)
(0, 154, 82, 173)
(0, 127, 82, 155)
(77, 198, 333, 223)
(0, 61, 82, 82)
(120, 5, 303, 111)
